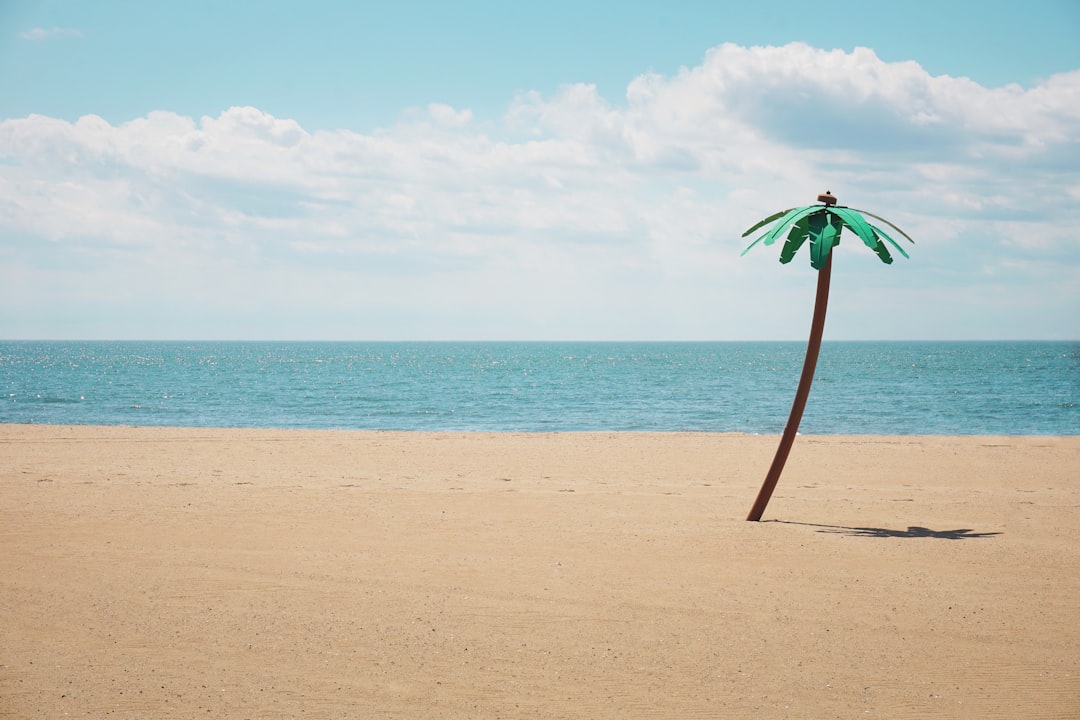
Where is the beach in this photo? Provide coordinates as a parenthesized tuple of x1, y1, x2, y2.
(2, 425, 1078, 718)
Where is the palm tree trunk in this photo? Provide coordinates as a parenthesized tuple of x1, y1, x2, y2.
(746, 251, 833, 521)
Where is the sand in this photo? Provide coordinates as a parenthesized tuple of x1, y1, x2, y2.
(1, 425, 1078, 719)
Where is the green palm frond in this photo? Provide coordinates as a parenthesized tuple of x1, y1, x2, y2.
(809, 212, 841, 270)
(762, 207, 826, 247)
(741, 198, 912, 269)
(830, 206, 892, 265)
(869, 223, 910, 260)
(741, 208, 795, 238)
(850, 208, 915, 245)
(778, 218, 810, 264)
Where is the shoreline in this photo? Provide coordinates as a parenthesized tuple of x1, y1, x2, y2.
(3, 425, 1078, 717)
(3, 421, 1076, 436)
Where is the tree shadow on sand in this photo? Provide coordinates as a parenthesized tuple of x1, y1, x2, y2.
(768, 520, 1001, 540)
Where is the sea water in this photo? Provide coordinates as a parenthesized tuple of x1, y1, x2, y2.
(1, 341, 1077, 435)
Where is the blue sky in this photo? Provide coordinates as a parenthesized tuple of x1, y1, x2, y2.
(1, 0, 1078, 340)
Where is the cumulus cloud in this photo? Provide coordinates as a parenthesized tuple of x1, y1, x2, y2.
(1, 42, 1077, 339)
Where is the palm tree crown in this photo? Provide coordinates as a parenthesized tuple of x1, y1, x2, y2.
(741, 192, 913, 269)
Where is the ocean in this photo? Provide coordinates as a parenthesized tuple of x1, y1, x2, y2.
(1, 341, 1077, 435)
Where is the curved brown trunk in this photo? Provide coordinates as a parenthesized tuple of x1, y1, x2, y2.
(746, 252, 833, 521)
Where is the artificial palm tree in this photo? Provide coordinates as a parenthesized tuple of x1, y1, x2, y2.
(741, 192, 913, 521)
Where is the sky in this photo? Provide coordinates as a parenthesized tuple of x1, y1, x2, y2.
(1, 0, 1078, 341)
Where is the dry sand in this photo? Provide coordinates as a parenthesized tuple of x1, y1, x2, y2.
(1, 425, 1078, 719)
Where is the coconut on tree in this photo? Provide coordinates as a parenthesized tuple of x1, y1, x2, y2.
(741, 191, 914, 521)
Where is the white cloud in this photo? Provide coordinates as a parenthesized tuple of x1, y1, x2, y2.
(19, 27, 83, 41)
(1, 43, 1078, 340)
(426, 103, 473, 127)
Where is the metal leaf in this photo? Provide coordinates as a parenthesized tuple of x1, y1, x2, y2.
(740, 231, 771, 256)
(778, 218, 810, 264)
(828, 207, 878, 250)
(873, 234, 894, 264)
(742, 206, 821, 255)
(808, 212, 840, 270)
(861, 226, 894, 265)
(763, 206, 826, 247)
(740, 208, 795, 238)
(870, 224, 909, 260)
(850, 207, 915, 244)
